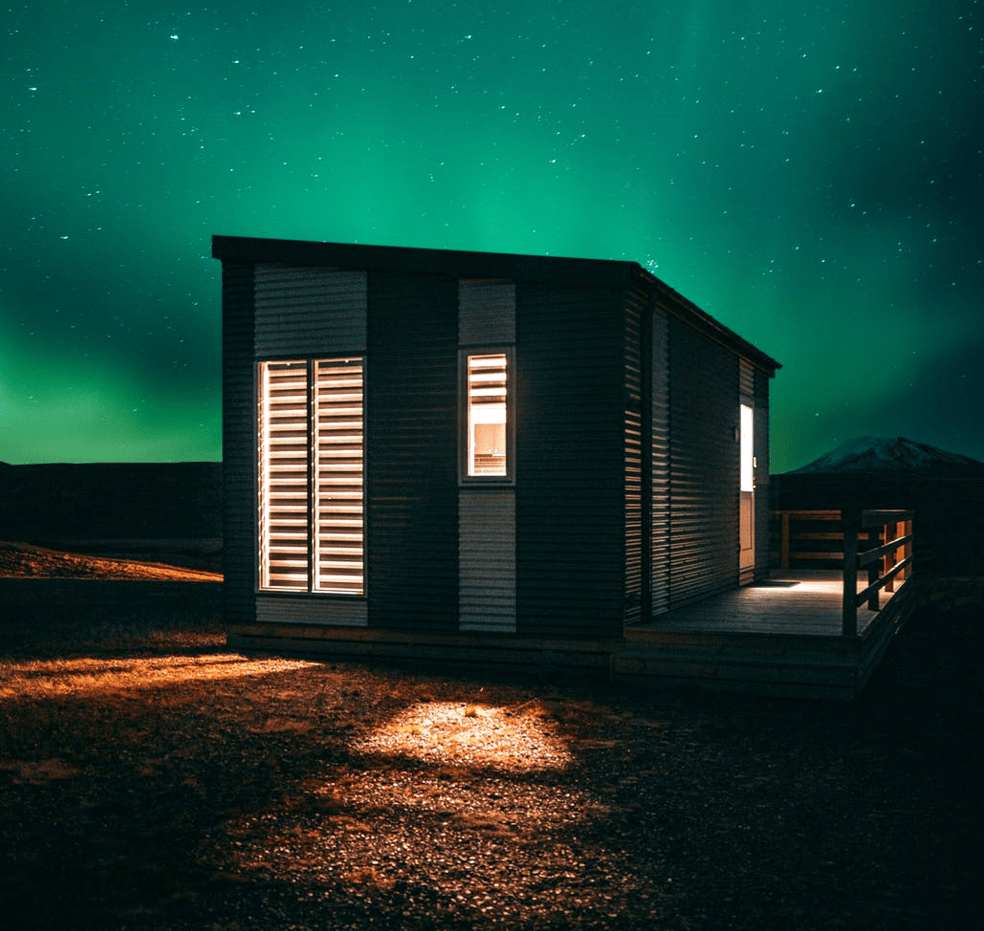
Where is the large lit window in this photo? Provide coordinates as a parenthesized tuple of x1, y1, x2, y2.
(462, 351, 512, 481)
(258, 358, 364, 594)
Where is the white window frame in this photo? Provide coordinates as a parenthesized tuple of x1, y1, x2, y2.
(459, 348, 515, 485)
(257, 357, 365, 596)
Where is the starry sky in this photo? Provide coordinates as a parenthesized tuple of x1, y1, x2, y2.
(2, 0, 982, 471)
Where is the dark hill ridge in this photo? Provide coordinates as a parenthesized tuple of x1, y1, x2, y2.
(788, 436, 984, 476)
(0, 462, 222, 568)
(774, 438, 984, 577)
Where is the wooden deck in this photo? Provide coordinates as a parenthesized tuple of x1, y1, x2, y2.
(227, 571, 919, 702)
(616, 571, 919, 700)
(630, 571, 875, 637)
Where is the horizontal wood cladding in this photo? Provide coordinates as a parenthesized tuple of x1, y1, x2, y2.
(366, 271, 459, 631)
(623, 286, 646, 627)
(254, 265, 367, 356)
(256, 596, 367, 627)
(459, 489, 517, 632)
(650, 308, 671, 615)
(668, 316, 740, 607)
(221, 262, 257, 626)
(516, 282, 626, 637)
(218, 242, 780, 645)
(739, 357, 755, 402)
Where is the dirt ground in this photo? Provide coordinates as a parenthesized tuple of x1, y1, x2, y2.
(0, 546, 981, 930)
(0, 540, 222, 581)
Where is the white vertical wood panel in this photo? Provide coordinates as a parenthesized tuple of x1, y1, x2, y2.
(459, 490, 516, 632)
(256, 597, 368, 627)
(255, 265, 367, 356)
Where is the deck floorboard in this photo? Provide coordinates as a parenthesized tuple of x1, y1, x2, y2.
(630, 571, 892, 637)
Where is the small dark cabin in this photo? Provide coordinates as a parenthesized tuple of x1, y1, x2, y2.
(214, 236, 780, 667)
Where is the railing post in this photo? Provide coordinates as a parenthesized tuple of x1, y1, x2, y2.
(886, 519, 898, 593)
(781, 512, 790, 570)
(867, 524, 881, 611)
(842, 509, 859, 637)
(905, 517, 914, 581)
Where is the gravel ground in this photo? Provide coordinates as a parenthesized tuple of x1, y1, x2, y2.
(0, 581, 981, 931)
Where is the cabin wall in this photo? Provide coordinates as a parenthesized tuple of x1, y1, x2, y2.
(666, 316, 741, 607)
(222, 261, 258, 627)
(515, 282, 627, 638)
(226, 259, 635, 640)
(221, 247, 777, 648)
(366, 271, 459, 632)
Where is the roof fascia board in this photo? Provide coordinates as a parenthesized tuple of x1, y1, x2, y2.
(212, 235, 639, 289)
(213, 235, 781, 374)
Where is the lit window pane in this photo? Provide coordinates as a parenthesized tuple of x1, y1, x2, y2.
(258, 361, 310, 591)
(313, 359, 364, 594)
(258, 358, 365, 596)
(467, 353, 507, 476)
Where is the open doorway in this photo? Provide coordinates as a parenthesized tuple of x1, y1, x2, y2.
(740, 403, 755, 583)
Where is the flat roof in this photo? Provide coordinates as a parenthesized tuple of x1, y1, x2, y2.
(212, 235, 781, 374)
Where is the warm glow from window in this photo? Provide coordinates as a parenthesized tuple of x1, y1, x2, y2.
(466, 353, 508, 477)
(352, 701, 571, 772)
(0, 654, 316, 700)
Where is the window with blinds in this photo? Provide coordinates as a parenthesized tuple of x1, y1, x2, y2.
(313, 359, 365, 594)
(258, 358, 364, 595)
(462, 351, 512, 481)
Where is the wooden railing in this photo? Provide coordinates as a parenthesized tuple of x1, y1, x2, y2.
(842, 510, 914, 636)
(776, 510, 844, 568)
(775, 509, 914, 636)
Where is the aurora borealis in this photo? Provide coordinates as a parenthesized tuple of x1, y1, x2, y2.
(2, 1, 981, 471)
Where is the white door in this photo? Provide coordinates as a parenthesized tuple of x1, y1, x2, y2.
(739, 404, 755, 582)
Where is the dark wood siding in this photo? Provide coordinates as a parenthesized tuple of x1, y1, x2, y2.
(458, 279, 516, 345)
(516, 282, 625, 637)
(221, 261, 257, 626)
(623, 286, 646, 626)
(667, 316, 740, 607)
(739, 357, 755, 401)
(214, 237, 781, 651)
(650, 307, 671, 615)
(366, 272, 459, 631)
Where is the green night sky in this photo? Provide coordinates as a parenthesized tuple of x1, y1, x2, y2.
(2, 0, 982, 472)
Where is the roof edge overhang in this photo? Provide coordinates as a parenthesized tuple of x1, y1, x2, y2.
(634, 267, 782, 377)
(212, 235, 781, 375)
(212, 235, 642, 289)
